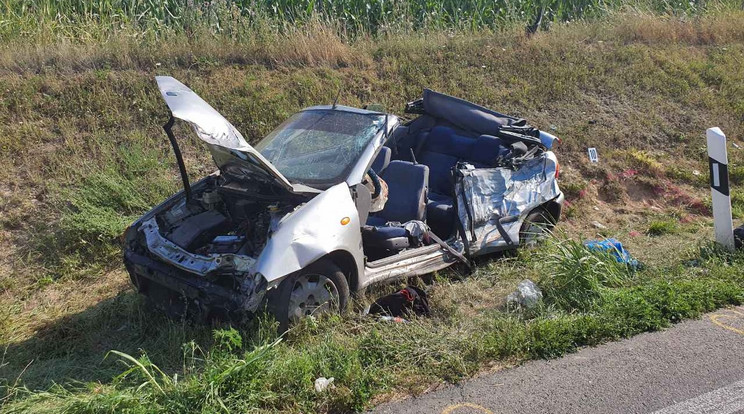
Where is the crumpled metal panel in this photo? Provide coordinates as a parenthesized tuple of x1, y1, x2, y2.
(140, 217, 257, 276)
(255, 183, 365, 285)
(457, 153, 559, 254)
(156, 76, 250, 150)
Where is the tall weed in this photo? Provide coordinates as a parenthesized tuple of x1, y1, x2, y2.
(539, 238, 633, 312)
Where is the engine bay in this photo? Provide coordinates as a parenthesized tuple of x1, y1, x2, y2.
(150, 176, 302, 274)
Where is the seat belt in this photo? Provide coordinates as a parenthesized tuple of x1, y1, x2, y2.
(493, 214, 519, 247)
(427, 231, 472, 272)
(454, 163, 477, 242)
(398, 220, 472, 271)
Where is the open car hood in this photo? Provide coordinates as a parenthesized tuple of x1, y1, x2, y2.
(155, 76, 294, 193)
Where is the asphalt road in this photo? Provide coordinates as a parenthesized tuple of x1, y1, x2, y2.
(373, 307, 744, 414)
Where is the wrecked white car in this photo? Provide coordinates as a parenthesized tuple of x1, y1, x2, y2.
(123, 76, 564, 328)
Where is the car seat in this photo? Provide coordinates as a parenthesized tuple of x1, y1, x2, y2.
(364, 160, 429, 252)
(416, 126, 509, 237)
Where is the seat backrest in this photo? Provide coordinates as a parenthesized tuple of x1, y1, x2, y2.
(417, 126, 474, 195)
(370, 146, 391, 173)
(417, 126, 509, 194)
(377, 160, 429, 223)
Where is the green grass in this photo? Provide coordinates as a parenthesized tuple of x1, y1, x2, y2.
(538, 239, 634, 312)
(2, 7, 744, 414)
(2, 239, 742, 413)
(0, 0, 731, 41)
(647, 218, 679, 236)
(731, 190, 744, 219)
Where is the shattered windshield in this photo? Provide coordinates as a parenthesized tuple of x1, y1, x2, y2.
(255, 109, 385, 185)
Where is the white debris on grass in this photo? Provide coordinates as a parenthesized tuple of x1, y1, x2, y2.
(314, 377, 335, 393)
(506, 279, 543, 309)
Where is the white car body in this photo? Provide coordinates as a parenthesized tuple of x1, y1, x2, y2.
(122, 77, 563, 320)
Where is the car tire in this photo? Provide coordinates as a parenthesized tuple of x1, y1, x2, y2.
(519, 208, 555, 247)
(267, 259, 350, 332)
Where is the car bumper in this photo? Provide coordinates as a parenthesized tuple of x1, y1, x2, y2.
(124, 250, 265, 319)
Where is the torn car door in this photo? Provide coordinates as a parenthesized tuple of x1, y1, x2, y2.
(455, 155, 560, 255)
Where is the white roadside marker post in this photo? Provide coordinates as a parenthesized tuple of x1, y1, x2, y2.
(706, 127, 735, 251)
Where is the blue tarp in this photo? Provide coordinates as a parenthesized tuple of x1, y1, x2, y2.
(584, 238, 640, 270)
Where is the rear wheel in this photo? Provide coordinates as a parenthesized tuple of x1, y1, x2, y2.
(519, 208, 555, 247)
(268, 260, 350, 332)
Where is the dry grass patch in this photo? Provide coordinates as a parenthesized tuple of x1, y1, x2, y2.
(2, 10, 744, 412)
(609, 10, 744, 45)
(0, 21, 368, 75)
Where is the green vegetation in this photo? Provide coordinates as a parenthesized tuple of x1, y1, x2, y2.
(647, 218, 679, 236)
(2, 3, 744, 413)
(3, 240, 742, 412)
(0, 0, 731, 40)
(539, 239, 634, 311)
(626, 149, 664, 177)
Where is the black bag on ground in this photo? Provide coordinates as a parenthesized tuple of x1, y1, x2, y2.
(368, 286, 430, 317)
(735, 224, 744, 249)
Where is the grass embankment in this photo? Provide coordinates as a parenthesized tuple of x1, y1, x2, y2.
(2, 5, 744, 413)
(4, 242, 744, 413)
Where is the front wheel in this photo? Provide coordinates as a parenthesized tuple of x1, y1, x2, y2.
(267, 260, 350, 332)
(519, 208, 555, 247)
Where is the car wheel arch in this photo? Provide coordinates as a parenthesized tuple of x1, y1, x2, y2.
(323, 250, 359, 292)
(263, 250, 360, 301)
(266, 257, 351, 332)
(541, 199, 562, 224)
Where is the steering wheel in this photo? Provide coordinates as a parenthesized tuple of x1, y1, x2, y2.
(367, 168, 382, 198)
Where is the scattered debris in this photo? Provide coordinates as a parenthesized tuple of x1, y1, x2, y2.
(367, 286, 430, 317)
(629, 231, 641, 237)
(693, 170, 701, 176)
(588, 147, 599, 163)
(379, 316, 409, 323)
(592, 221, 607, 229)
(314, 377, 335, 393)
(733, 142, 741, 149)
(507, 279, 543, 309)
(735, 224, 744, 249)
(584, 238, 641, 270)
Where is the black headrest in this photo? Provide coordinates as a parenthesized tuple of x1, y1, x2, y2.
(510, 141, 528, 157)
